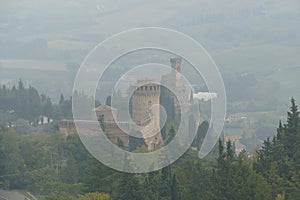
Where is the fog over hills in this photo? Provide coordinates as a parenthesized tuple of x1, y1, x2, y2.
(1, 2, 300, 199)
(0, 0, 299, 102)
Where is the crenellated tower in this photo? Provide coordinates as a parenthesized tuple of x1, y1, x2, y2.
(131, 78, 163, 148)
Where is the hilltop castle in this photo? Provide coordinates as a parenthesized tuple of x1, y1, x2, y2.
(59, 57, 201, 150)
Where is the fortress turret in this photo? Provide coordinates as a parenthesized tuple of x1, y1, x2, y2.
(131, 78, 162, 148)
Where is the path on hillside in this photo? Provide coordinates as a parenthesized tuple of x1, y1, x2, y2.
(0, 189, 29, 200)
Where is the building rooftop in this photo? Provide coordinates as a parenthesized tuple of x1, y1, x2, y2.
(93, 104, 117, 112)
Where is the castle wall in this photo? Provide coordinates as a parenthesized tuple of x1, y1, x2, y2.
(95, 105, 117, 122)
(58, 120, 130, 147)
(58, 120, 77, 136)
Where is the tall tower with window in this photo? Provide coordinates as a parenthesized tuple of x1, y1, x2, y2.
(161, 57, 189, 119)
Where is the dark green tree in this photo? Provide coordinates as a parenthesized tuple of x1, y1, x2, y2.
(116, 173, 141, 200)
(171, 174, 180, 200)
(193, 121, 209, 150)
(128, 131, 146, 152)
(254, 98, 300, 199)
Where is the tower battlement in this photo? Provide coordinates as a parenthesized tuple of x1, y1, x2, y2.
(131, 79, 160, 125)
(131, 82, 160, 95)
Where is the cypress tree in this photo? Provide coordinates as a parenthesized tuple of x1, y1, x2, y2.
(171, 174, 180, 200)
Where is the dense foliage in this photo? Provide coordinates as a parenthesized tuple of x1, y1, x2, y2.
(0, 99, 299, 199)
(0, 80, 54, 122)
(0, 81, 96, 124)
(254, 98, 300, 199)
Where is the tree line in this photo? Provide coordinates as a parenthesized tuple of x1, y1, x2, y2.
(0, 80, 86, 124)
(0, 97, 299, 199)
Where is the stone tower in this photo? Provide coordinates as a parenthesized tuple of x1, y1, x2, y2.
(131, 78, 162, 147)
(161, 58, 189, 118)
(170, 57, 182, 72)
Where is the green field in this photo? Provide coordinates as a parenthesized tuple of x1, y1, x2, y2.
(213, 44, 300, 75)
(267, 67, 300, 101)
(211, 43, 300, 103)
(223, 127, 244, 136)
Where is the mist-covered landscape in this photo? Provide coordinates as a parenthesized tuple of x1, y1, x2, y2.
(0, 0, 300, 199)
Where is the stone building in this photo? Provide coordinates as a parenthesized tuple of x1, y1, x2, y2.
(130, 78, 163, 146)
(161, 58, 202, 141)
(58, 120, 77, 136)
(161, 58, 190, 118)
(58, 57, 201, 151)
(94, 104, 117, 122)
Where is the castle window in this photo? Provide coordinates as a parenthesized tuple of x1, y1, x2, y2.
(150, 86, 152, 90)
(145, 86, 148, 90)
